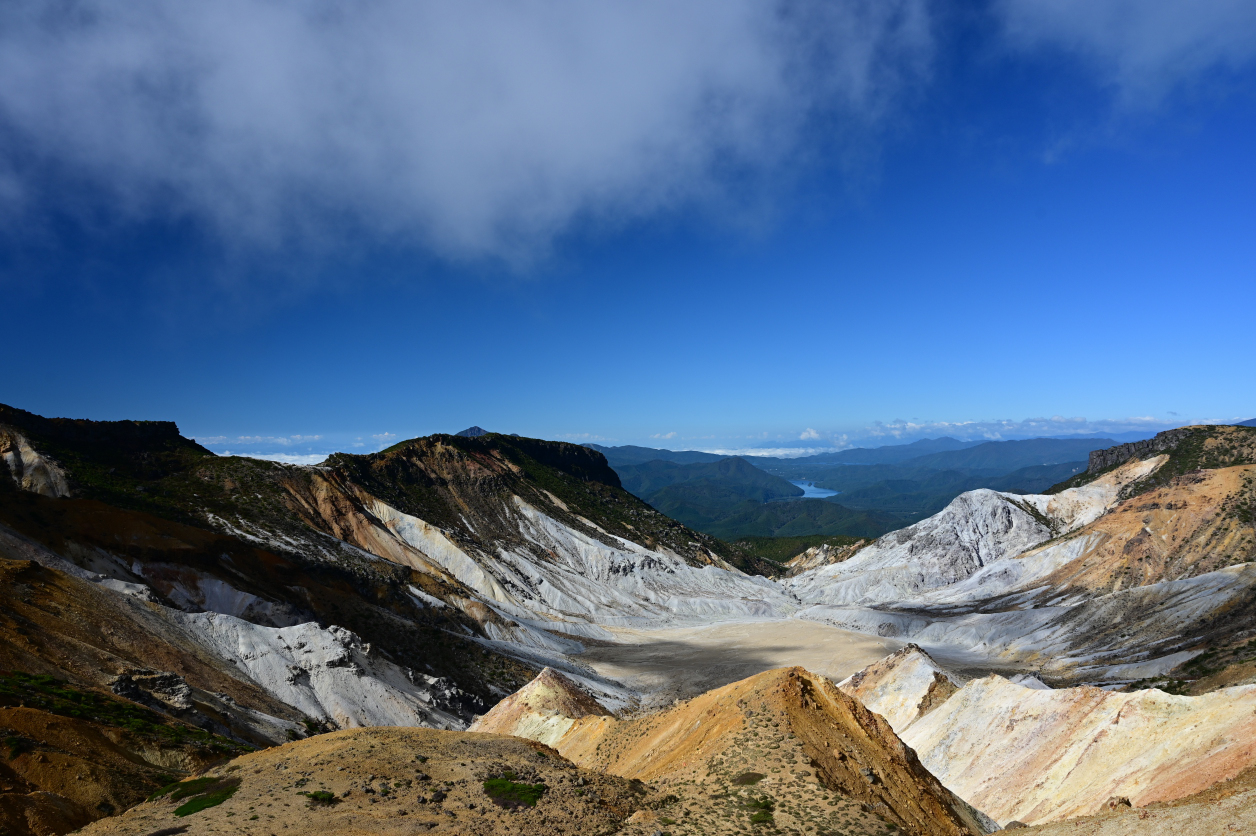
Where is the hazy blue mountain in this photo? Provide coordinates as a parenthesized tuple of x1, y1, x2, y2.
(585, 444, 726, 467)
(1045, 431, 1157, 443)
(985, 461, 1089, 493)
(616, 457, 803, 504)
(749, 436, 985, 466)
(1238, 419, 1256, 427)
(657, 495, 901, 541)
(896, 437, 1115, 471)
(810, 461, 1088, 520)
(609, 456, 901, 540)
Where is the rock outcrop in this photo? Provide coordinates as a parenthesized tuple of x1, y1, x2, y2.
(0, 428, 70, 497)
(1088, 428, 1193, 473)
(838, 644, 960, 732)
(784, 539, 869, 576)
(469, 667, 609, 748)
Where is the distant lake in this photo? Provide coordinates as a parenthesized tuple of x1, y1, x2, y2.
(790, 480, 839, 499)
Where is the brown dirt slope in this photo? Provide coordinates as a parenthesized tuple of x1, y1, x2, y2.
(1024, 464, 1256, 599)
(476, 666, 990, 836)
(0, 706, 207, 836)
(76, 726, 663, 836)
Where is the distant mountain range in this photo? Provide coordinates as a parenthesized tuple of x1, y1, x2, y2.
(587, 435, 1125, 537)
(585, 443, 726, 466)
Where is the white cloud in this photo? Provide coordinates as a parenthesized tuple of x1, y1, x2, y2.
(557, 432, 612, 442)
(222, 451, 329, 465)
(997, 0, 1256, 104)
(651, 432, 678, 440)
(371, 432, 397, 442)
(703, 447, 838, 459)
(195, 434, 321, 446)
(799, 428, 821, 441)
(0, 0, 933, 264)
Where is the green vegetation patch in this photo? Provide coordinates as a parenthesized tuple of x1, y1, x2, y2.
(744, 795, 775, 825)
(151, 776, 241, 816)
(174, 783, 239, 817)
(732, 535, 864, 565)
(299, 790, 339, 807)
(150, 776, 219, 801)
(0, 671, 249, 756)
(4, 735, 34, 760)
(483, 777, 548, 809)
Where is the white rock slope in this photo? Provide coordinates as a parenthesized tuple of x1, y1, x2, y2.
(902, 676, 1256, 826)
(172, 612, 469, 731)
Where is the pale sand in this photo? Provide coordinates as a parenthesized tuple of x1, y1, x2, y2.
(579, 618, 902, 709)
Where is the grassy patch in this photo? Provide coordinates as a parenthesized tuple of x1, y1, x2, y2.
(4, 735, 33, 760)
(149, 777, 220, 802)
(744, 795, 775, 825)
(483, 777, 548, 809)
(298, 790, 338, 807)
(174, 784, 238, 817)
(151, 777, 241, 817)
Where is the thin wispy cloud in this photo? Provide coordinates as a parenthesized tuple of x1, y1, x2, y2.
(997, 0, 1256, 105)
(0, 0, 932, 265)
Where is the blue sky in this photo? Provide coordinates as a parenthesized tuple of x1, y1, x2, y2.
(2, 1, 1254, 462)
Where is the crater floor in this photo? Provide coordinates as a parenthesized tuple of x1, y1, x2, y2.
(578, 618, 903, 709)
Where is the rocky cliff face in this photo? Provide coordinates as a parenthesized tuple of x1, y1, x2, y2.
(1088, 428, 1194, 473)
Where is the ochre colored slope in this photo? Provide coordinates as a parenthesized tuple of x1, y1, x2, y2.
(466, 667, 609, 749)
(1025, 464, 1256, 597)
(476, 666, 988, 836)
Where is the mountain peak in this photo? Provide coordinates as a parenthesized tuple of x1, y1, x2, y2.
(455, 425, 490, 437)
(839, 645, 960, 733)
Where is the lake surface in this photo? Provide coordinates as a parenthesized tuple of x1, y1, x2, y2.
(790, 480, 839, 499)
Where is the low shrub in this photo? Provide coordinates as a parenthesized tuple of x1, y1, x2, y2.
(483, 777, 548, 809)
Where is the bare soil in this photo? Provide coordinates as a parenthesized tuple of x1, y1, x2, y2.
(579, 619, 902, 710)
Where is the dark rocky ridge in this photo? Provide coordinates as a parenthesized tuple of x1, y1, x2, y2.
(1087, 428, 1193, 473)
